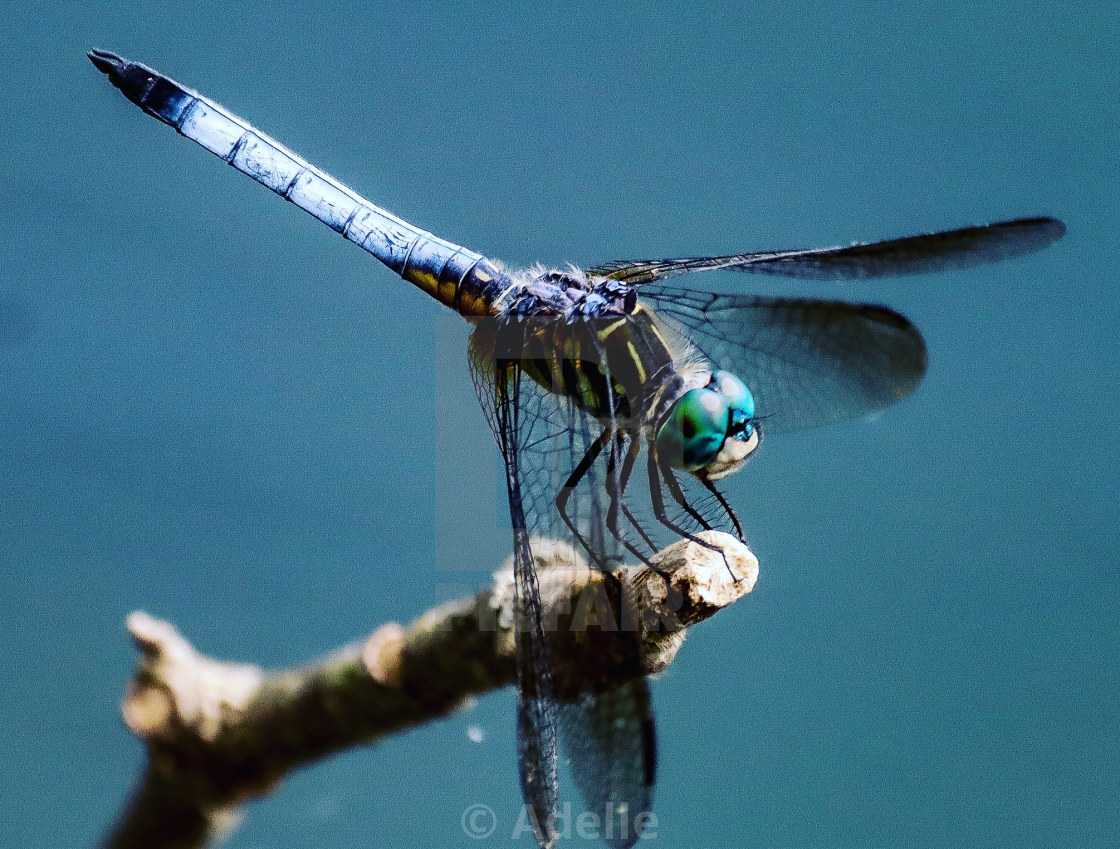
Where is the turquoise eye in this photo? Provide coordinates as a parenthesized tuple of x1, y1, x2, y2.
(655, 386, 731, 471)
(710, 370, 755, 432)
(656, 372, 759, 472)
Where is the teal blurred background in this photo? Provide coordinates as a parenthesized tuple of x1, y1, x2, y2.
(1, 2, 1116, 847)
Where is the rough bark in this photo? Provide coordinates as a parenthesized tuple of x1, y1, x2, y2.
(103, 532, 758, 848)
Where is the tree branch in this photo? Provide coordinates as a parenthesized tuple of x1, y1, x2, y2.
(102, 532, 758, 849)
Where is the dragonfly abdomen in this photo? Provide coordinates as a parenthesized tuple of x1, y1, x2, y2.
(88, 50, 508, 317)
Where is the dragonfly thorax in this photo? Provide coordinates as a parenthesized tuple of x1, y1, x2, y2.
(655, 370, 760, 480)
(490, 270, 670, 416)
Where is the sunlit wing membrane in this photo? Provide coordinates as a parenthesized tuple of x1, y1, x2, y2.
(587, 217, 1064, 284)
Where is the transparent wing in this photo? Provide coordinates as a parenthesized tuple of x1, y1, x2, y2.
(559, 679, 656, 849)
(467, 317, 655, 849)
(586, 217, 1064, 284)
(642, 288, 928, 434)
(472, 341, 561, 849)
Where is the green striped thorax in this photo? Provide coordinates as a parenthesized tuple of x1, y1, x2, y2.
(655, 370, 760, 480)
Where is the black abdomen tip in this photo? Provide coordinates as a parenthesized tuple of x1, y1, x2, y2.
(87, 49, 194, 127)
(87, 48, 155, 106)
(87, 48, 125, 77)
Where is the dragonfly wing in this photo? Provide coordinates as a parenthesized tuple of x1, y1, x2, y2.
(468, 317, 648, 847)
(560, 679, 656, 849)
(586, 217, 1064, 284)
(641, 287, 927, 434)
(483, 349, 561, 849)
(517, 641, 561, 849)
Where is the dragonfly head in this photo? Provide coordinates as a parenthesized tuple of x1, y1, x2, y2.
(655, 370, 760, 480)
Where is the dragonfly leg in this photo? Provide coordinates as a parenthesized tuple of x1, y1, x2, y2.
(614, 432, 657, 553)
(658, 456, 716, 533)
(621, 503, 657, 553)
(604, 431, 658, 567)
(576, 330, 651, 564)
(647, 451, 737, 579)
(697, 473, 747, 546)
(555, 428, 620, 580)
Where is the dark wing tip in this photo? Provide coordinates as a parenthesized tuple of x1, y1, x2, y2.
(1034, 216, 1066, 243)
(996, 216, 1067, 249)
(858, 302, 929, 393)
(856, 303, 916, 331)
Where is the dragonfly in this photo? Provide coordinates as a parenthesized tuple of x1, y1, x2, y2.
(89, 50, 1065, 849)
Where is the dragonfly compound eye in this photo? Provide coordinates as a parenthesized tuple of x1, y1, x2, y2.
(709, 370, 755, 426)
(657, 372, 760, 476)
(656, 386, 732, 471)
(704, 370, 760, 479)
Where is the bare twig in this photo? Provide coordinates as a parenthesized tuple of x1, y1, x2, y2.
(102, 532, 758, 849)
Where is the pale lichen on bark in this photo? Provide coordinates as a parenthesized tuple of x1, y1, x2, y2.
(102, 531, 757, 849)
